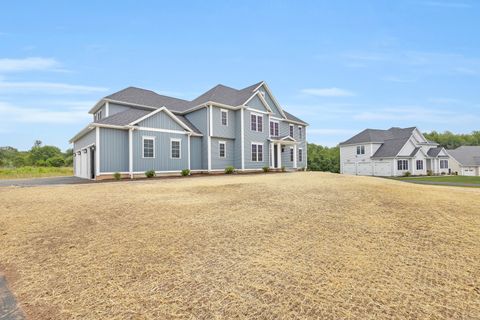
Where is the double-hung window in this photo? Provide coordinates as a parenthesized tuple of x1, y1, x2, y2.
(251, 143, 263, 162)
(298, 148, 303, 162)
(251, 114, 263, 132)
(170, 139, 181, 159)
(221, 109, 228, 126)
(290, 147, 294, 162)
(289, 124, 294, 138)
(298, 126, 303, 139)
(219, 141, 226, 158)
(270, 121, 279, 136)
(94, 110, 103, 121)
(356, 145, 365, 155)
(440, 159, 449, 169)
(397, 159, 408, 171)
(416, 160, 424, 170)
(143, 136, 155, 158)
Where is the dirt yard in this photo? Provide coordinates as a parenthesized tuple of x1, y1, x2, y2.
(0, 172, 479, 319)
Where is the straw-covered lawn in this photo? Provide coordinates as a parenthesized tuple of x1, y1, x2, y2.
(0, 172, 479, 319)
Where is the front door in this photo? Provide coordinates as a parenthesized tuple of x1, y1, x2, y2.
(273, 144, 278, 168)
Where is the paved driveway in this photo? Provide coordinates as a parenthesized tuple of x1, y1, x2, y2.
(0, 176, 93, 187)
(399, 180, 480, 188)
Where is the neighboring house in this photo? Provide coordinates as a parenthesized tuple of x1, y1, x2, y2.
(339, 127, 451, 176)
(70, 81, 308, 179)
(447, 146, 480, 176)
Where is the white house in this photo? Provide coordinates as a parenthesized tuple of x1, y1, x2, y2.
(447, 146, 480, 176)
(339, 127, 451, 177)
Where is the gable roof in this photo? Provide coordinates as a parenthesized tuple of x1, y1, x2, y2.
(427, 147, 444, 157)
(105, 87, 189, 111)
(447, 146, 480, 166)
(340, 127, 416, 146)
(371, 136, 411, 158)
(189, 82, 263, 108)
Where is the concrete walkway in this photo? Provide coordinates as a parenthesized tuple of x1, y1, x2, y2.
(0, 176, 92, 187)
(0, 275, 24, 320)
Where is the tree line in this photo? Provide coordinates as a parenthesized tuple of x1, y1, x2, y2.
(0, 141, 73, 168)
(423, 130, 480, 149)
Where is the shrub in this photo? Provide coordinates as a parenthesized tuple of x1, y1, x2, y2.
(441, 171, 446, 175)
(426, 170, 433, 176)
(113, 172, 121, 180)
(403, 171, 411, 177)
(46, 156, 65, 167)
(225, 166, 235, 174)
(281, 166, 286, 172)
(36, 159, 47, 167)
(262, 166, 270, 173)
(145, 170, 156, 178)
(181, 169, 190, 176)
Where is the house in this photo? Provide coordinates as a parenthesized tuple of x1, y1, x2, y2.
(69, 81, 308, 179)
(447, 146, 480, 176)
(339, 127, 450, 176)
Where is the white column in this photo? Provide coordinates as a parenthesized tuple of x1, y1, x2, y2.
(207, 105, 212, 172)
(95, 127, 100, 177)
(105, 101, 110, 117)
(128, 128, 133, 179)
(270, 142, 274, 168)
(187, 134, 191, 170)
(293, 144, 297, 169)
(277, 143, 282, 168)
(240, 107, 245, 171)
(304, 127, 308, 171)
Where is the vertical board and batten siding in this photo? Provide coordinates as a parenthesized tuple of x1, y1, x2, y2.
(245, 95, 269, 112)
(108, 103, 134, 116)
(211, 106, 236, 139)
(243, 109, 270, 169)
(211, 137, 235, 169)
(73, 129, 96, 151)
(190, 136, 203, 170)
(132, 130, 188, 172)
(185, 108, 208, 169)
(99, 128, 129, 173)
(137, 110, 184, 131)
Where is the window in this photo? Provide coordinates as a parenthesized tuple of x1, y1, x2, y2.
(290, 147, 294, 162)
(397, 159, 408, 171)
(251, 143, 263, 162)
(298, 126, 303, 139)
(289, 124, 294, 138)
(440, 159, 449, 169)
(219, 141, 226, 158)
(416, 160, 424, 170)
(251, 114, 263, 132)
(270, 121, 279, 136)
(356, 145, 365, 155)
(298, 148, 303, 162)
(143, 137, 155, 158)
(170, 139, 181, 159)
(221, 109, 228, 126)
(94, 110, 103, 121)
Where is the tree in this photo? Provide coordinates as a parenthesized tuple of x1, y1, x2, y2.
(46, 156, 65, 167)
(307, 143, 340, 173)
(29, 145, 62, 165)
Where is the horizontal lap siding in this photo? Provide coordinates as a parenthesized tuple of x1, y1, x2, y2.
(99, 128, 129, 173)
(244, 110, 270, 169)
(211, 137, 234, 169)
(74, 129, 96, 151)
(190, 136, 202, 170)
(212, 107, 235, 139)
(246, 95, 268, 112)
(133, 130, 188, 172)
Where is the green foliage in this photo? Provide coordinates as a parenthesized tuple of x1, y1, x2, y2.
(181, 169, 191, 176)
(0, 141, 73, 168)
(225, 166, 235, 174)
(427, 169, 433, 176)
(0, 166, 73, 179)
(404, 171, 411, 177)
(113, 172, 122, 180)
(424, 131, 480, 149)
(30, 144, 62, 165)
(281, 166, 286, 172)
(46, 156, 65, 167)
(307, 143, 340, 173)
(262, 166, 270, 173)
(145, 170, 156, 178)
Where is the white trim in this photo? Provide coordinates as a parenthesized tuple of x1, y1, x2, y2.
(69, 124, 95, 143)
(170, 138, 182, 159)
(243, 91, 273, 113)
(187, 134, 191, 170)
(241, 107, 245, 170)
(208, 105, 212, 171)
(219, 140, 226, 158)
(251, 142, 264, 162)
(298, 126, 303, 140)
(129, 106, 194, 133)
(293, 145, 297, 168)
(142, 136, 156, 158)
(289, 124, 294, 138)
(269, 116, 307, 126)
(277, 142, 282, 168)
(128, 129, 133, 179)
(91, 98, 157, 114)
(95, 127, 100, 175)
(135, 126, 193, 135)
(304, 127, 308, 171)
(220, 108, 228, 126)
(258, 82, 287, 119)
(93, 123, 128, 130)
(298, 147, 303, 163)
(270, 142, 274, 168)
(249, 112, 263, 132)
(256, 91, 273, 113)
(105, 101, 110, 117)
(269, 119, 279, 137)
(245, 107, 270, 115)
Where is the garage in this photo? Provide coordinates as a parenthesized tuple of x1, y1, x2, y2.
(74, 147, 95, 179)
(342, 163, 356, 175)
(357, 162, 373, 175)
(374, 161, 392, 176)
(461, 167, 476, 176)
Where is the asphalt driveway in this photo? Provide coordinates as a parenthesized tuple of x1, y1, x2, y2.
(0, 176, 92, 187)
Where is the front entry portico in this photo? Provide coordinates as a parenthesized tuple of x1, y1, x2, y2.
(269, 136, 297, 169)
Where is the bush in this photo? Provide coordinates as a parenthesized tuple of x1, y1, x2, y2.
(113, 172, 121, 180)
(225, 166, 235, 174)
(181, 169, 190, 176)
(145, 170, 156, 178)
(403, 171, 411, 177)
(427, 169, 433, 176)
(281, 166, 286, 172)
(36, 159, 47, 167)
(262, 166, 270, 173)
(441, 171, 446, 175)
(46, 156, 65, 167)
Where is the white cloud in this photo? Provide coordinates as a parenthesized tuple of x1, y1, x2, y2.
(0, 81, 108, 94)
(0, 101, 92, 124)
(301, 88, 355, 97)
(0, 57, 60, 72)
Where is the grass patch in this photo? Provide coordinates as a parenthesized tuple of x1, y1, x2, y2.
(0, 166, 73, 179)
(395, 175, 480, 184)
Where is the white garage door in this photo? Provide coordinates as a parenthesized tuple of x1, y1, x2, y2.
(462, 167, 476, 176)
(74, 153, 80, 177)
(343, 163, 356, 175)
(374, 162, 392, 176)
(357, 162, 373, 176)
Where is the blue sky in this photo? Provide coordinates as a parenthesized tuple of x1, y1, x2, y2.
(0, 0, 479, 151)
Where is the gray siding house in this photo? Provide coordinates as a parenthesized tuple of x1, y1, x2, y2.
(70, 81, 308, 179)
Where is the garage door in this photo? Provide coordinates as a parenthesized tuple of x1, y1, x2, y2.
(74, 153, 80, 177)
(462, 167, 476, 176)
(342, 163, 356, 175)
(374, 162, 392, 176)
(357, 162, 373, 176)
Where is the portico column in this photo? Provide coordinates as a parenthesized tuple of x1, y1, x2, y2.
(270, 142, 274, 168)
(293, 144, 297, 169)
(277, 143, 282, 169)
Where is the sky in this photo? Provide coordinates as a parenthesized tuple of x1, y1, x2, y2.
(0, 0, 479, 151)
